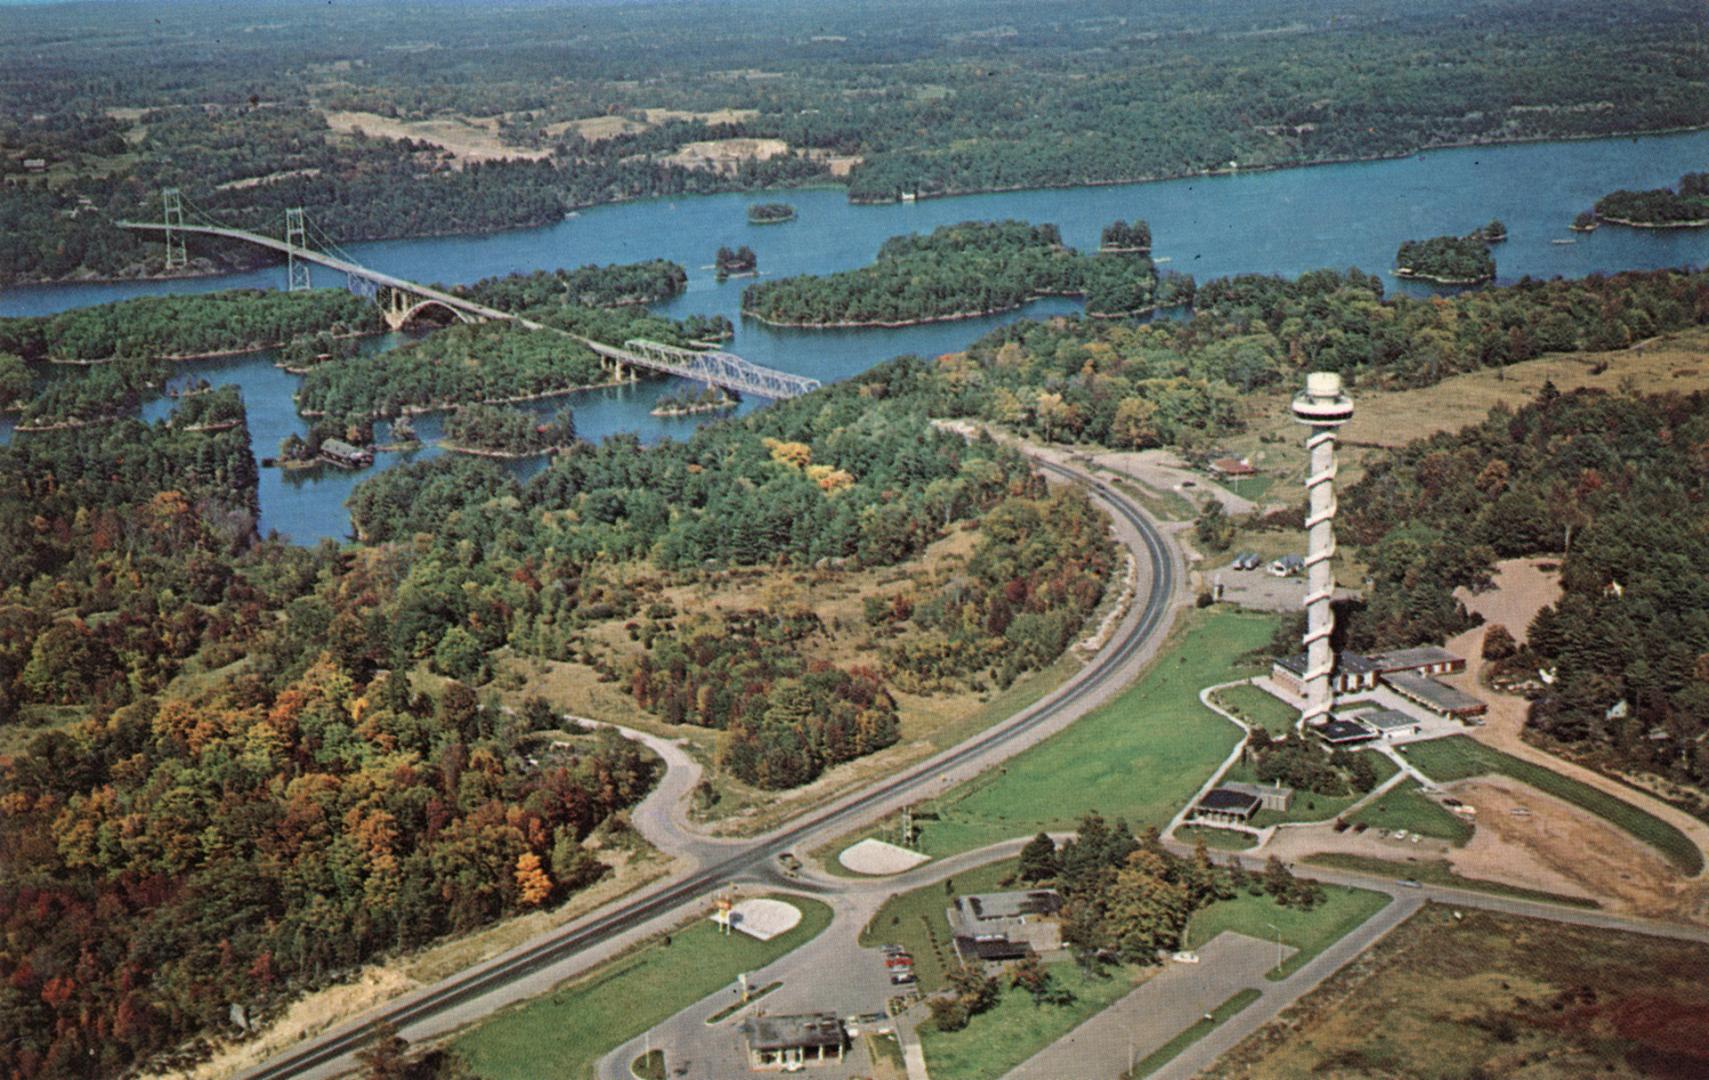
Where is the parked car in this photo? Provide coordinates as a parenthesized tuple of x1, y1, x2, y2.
(884, 955, 914, 969)
(1232, 552, 1261, 571)
(889, 972, 917, 986)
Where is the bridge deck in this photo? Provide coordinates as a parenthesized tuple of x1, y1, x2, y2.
(116, 220, 818, 399)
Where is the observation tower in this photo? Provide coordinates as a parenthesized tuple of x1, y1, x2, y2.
(1292, 371, 1354, 729)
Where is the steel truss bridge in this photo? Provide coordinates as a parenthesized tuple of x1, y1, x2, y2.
(117, 194, 820, 401)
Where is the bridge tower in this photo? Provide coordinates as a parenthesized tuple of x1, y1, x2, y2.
(161, 188, 188, 272)
(284, 208, 313, 292)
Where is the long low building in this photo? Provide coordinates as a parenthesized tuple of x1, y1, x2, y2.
(1195, 787, 1262, 824)
(1384, 670, 1488, 720)
(740, 1014, 848, 1071)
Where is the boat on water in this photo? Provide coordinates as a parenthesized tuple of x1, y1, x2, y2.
(1550, 238, 1577, 245)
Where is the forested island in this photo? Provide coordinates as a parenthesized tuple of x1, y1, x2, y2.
(443, 403, 578, 457)
(1393, 235, 1496, 284)
(5, 0, 1709, 284)
(1593, 172, 1709, 227)
(740, 220, 1157, 326)
(450, 260, 688, 310)
(16, 357, 163, 429)
(1099, 219, 1151, 252)
(295, 321, 610, 419)
(0, 288, 379, 363)
(747, 202, 796, 224)
(715, 244, 758, 280)
(652, 386, 738, 416)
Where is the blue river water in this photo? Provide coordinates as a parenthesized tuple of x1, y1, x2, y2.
(3, 129, 1706, 541)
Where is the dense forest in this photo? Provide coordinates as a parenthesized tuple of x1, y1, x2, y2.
(1594, 172, 1709, 226)
(741, 221, 1157, 325)
(449, 261, 688, 311)
(4, 0, 1708, 282)
(1394, 235, 1497, 284)
(443, 403, 577, 457)
(0, 288, 379, 364)
(17, 357, 164, 428)
(1340, 387, 1709, 797)
(295, 322, 608, 419)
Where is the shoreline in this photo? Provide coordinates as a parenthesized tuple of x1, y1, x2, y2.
(46, 329, 384, 367)
(1392, 267, 1493, 286)
(743, 286, 1160, 328)
(296, 376, 635, 420)
(13, 125, 1709, 292)
(651, 401, 737, 417)
(1597, 214, 1709, 230)
(438, 440, 570, 459)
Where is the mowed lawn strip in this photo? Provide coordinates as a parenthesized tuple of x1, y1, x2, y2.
(1213, 682, 1300, 736)
(455, 896, 834, 1080)
(902, 609, 1277, 858)
(1124, 987, 1262, 1079)
(1349, 777, 1474, 844)
(1303, 852, 1600, 908)
(1183, 885, 1392, 981)
(1403, 736, 1703, 874)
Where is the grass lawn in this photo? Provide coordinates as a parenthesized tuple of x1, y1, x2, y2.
(1303, 852, 1601, 908)
(1176, 825, 1257, 851)
(863, 608, 1277, 859)
(1215, 472, 1274, 502)
(1230, 752, 1399, 827)
(1213, 683, 1299, 736)
(455, 896, 834, 1080)
(1403, 736, 1702, 874)
(1124, 987, 1261, 1079)
(920, 961, 1152, 1080)
(859, 859, 1017, 993)
(1349, 778, 1474, 844)
(1183, 885, 1391, 981)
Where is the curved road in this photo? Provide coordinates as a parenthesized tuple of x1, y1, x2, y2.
(243, 452, 1186, 1079)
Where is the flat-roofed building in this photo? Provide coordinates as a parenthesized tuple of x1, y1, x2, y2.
(1315, 717, 1379, 745)
(1272, 651, 1380, 697)
(1384, 671, 1487, 720)
(1222, 779, 1294, 812)
(1195, 787, 1262, 824)
(1355, 708, 1423, 737)
(1368, 646, 1466, 678)
(740, 1014, 847, 1071)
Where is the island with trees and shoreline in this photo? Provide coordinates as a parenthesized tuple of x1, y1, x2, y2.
(1592, 172, 1709, 228)
(1393, 234, 1496, 285)
(747, 202, 797, 224)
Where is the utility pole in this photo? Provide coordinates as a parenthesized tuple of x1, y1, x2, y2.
(1266, 921, 1283, 977)
(285, 207, 312, 292)
(162, 188, 187, 271)
(900, 804, 913, 849)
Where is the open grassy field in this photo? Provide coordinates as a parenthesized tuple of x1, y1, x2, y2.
(1403, 736, 1703, 874)
(1124, 987, 1261, 1079)
(1214, 904, 1709, 1079)
(1212, 683, 1300, 736)
(848, 608, 1276, 860)
(1349, 778, 1474, 845)
(1177, 825, 1257, 851)
(919, 961, 1151, 1080)
(1182, 885, 1391, 981)
(455, 896, 833, 1080)
(1303, 852, 1600, 908)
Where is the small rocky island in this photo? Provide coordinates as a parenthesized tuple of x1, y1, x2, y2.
(1394, 234, 1496, 285)
(747, 202, 797, 224)
(651, 386, 739, 417)
(715, 245, 759, 281)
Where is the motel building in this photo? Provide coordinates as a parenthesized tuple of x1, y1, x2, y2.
(739, 1013, 849, 1071)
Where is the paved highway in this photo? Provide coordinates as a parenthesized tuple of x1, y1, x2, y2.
(243, 452, 1188, 1079)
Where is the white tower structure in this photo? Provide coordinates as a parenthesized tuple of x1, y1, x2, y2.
(1292, 371, 1354, 729)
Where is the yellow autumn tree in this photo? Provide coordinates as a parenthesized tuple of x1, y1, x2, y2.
(514, 851, 553, 906)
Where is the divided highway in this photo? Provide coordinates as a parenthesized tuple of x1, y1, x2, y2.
(244, 454, 1184, 1079)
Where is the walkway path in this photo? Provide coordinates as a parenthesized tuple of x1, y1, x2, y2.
(1000, 932, 1289, 1080)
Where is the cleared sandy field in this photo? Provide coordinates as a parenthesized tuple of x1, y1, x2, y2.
(322, 110, 550, 163)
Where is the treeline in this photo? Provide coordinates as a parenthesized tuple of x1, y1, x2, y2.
(1340, 386, 1709, 792)
(1394, 235, 1496, 284)
(451, 261, 688, 311)
(1595, 172, 1709, 226)
(0, 288, 380, 363)
(444, 403, 576, 456)
(631, 612, 900, 789)
(1099, 219, 1151, 252)
(899, 266, 1709, 454)
(295, 322, 607, 419)
(740, 220, 1156, 326)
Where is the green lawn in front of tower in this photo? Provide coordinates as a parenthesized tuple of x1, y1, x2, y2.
(843, 608, 1280, 861)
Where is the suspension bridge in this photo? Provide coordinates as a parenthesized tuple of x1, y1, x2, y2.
(116, 191, 821, 401)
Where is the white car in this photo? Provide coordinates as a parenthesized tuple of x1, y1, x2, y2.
(1171, 951, 1201, 964)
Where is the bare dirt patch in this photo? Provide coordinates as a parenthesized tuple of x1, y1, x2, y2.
(322, 110, 550, 164)
(1445, 776, 1673, 913)
(641, 107, 761, 126)
(1452, 557, 1562, 646)
(545, 115, 649, 143)
(660, 137, 790, 175)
